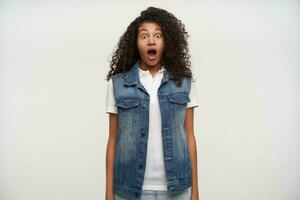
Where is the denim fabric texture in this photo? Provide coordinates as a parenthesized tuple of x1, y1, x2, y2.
(112, 60, 192, 200)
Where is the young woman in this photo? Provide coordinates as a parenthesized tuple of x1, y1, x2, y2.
(105, 7, 199, 200)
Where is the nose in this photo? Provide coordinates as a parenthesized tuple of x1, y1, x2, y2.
(148, 35, 155, 45)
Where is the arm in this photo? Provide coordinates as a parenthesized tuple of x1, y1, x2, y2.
(105, 113, 118, 200)
(184, 107, 199, 200)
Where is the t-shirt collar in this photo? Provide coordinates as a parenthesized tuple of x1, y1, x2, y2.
(138, 65, 165, 77)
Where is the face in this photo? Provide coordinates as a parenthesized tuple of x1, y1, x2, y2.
(136, 22, 165, 70)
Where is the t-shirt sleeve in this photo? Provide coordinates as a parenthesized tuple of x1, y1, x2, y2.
(187, 80, 199, 109)
(106, 78, 118, 114)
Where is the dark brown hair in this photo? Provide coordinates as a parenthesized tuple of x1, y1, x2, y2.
(106, 6, 192, 81)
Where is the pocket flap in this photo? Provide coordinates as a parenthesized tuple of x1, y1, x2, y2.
(115, 97, 139, 108)
(167, 93, 190, 104)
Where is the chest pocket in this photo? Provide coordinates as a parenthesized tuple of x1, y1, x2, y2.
(115, 97, 139, 109)
(115, 97, 140, 132)
(167, 93, 190, 105)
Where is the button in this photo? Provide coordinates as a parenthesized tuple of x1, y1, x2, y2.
(138, 164, 143, 169)
(141, 132, 145, 137)
(165, 157, 172, 160)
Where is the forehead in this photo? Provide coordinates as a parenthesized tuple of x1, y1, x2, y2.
(138, 22, 162, 33)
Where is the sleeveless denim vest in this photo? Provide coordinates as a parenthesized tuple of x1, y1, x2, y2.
(111, 60, 192, 200)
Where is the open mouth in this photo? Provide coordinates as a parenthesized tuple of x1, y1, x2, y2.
(147, 49, 157, 59)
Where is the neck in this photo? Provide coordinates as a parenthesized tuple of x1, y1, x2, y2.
(138, 60, 163, 77)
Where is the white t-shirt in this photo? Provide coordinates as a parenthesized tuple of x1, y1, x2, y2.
(106, 66, 199, 191)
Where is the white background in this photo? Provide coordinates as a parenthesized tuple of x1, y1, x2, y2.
(0, 0, 299, 200)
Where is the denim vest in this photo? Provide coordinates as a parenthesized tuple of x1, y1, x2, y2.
(112, 60, 192, 200)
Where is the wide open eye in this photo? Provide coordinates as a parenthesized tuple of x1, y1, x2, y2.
(141, 34, 148, 39)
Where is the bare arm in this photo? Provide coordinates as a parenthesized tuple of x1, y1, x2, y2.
(184, 108, 199, 200)
(105, 113, 118, 200)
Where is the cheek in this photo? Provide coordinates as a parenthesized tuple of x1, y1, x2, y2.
(137, 41, 146, 53)
(158, 39, 165, 48)
(136, 45, 143, 55)
(158, 42, 165, 53)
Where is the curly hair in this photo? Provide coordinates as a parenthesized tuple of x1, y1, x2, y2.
(106, 6, 192, 82)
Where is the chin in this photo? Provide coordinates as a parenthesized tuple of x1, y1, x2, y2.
(145, 58, 162, 67)
(146, 61, 158, 67)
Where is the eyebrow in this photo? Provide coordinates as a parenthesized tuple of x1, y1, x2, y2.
(138, 29, 162, 32)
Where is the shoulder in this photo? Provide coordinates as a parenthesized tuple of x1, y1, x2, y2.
(111, 72, 124, 80)
(109, 73, 125, 86)
(182, 76, 192, 88)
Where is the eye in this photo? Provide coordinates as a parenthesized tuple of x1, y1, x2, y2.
(141, 34, 148, 39)
(156, 34, 161, 38)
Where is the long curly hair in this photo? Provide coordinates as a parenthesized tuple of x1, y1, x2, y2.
(106, 6, 192, 82)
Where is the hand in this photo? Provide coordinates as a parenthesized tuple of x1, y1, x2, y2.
(105, 196, 114, 200)
(190, 189, 199, 200)
(105, 192, 115, 200)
